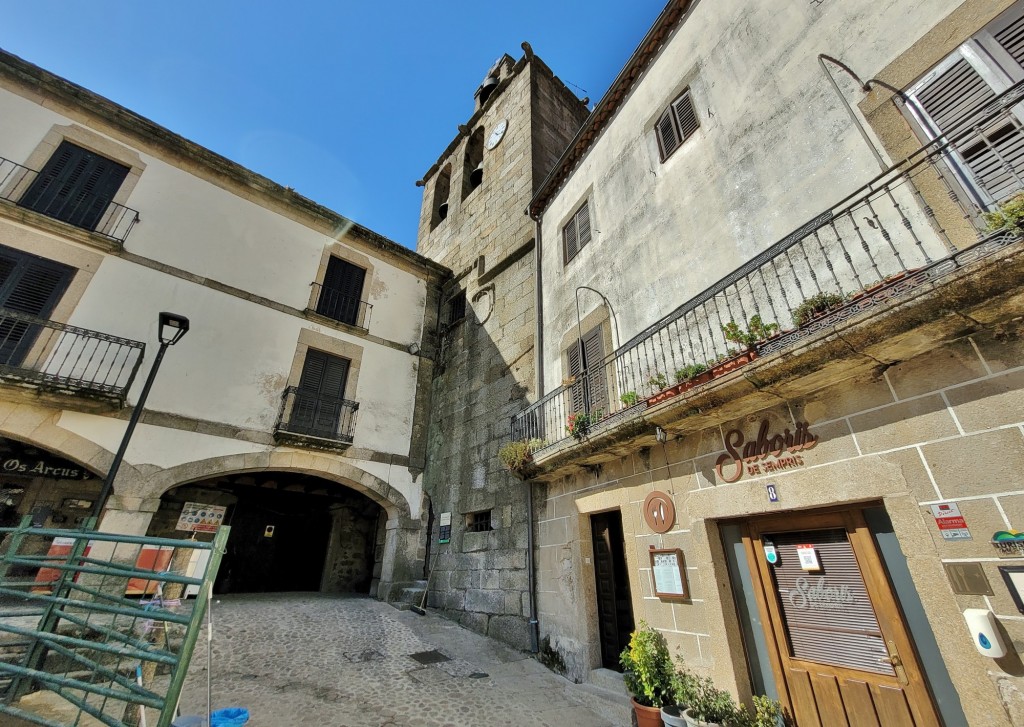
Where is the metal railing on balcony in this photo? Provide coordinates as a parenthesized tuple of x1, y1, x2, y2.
(512, 80, 1024, 452)
(0, 308, 145, 400)
(309, 283, 372, 330)
(0, 156, 139, 245)
(274, 386, 359, 444)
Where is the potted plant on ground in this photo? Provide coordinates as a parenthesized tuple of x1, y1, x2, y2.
(661, 667, 699, 727)
(620, 622, 675, 727)
(730, 695, 785, 727)
(683, 675, 737, 727)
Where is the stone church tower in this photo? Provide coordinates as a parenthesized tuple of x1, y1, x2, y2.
(415, 45, 588, 649)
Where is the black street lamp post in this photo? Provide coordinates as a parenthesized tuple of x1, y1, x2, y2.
(90, 312, 190, 522)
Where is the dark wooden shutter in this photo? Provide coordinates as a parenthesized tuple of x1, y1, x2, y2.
(0, 248, 74, 364)
(576, 202, 592, 250)
(317, 257, 366, 326)
(563, 214, 579, 262)
(656, 108, 679, 159)
(582, 326, 607, 413)
(673, 90, 700, 140)
(995, 14, 1024, 67)
(295, 350, 350, 437)
(20, 141, 129, 232)
(567, 341, 585, 413)
(918, 58, 1024, 203)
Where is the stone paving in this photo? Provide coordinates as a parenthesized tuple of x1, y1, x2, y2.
(177, 593, 631, 727)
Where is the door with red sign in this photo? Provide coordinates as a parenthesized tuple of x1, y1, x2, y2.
(743, 509, 940, 726)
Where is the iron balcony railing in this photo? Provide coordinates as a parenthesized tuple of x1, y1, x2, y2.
(275, 386, 359, 444)
(0, 308, 146, 400)
(512, 79, 1024, 452)
(309, 283, 372, 330)
(0, 156, 139, 245)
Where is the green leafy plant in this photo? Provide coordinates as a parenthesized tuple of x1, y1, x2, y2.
(730, 695, 785, 727)
(647, 372, 669, 391)
(620, 391, 639, 407)
(686, 674, 737, 725)
(674, 362, 708, 383)
(722, 315, 780, 350)
(791, 291, 845, 327)
(984, 192, 1024, 235)
(565, 409, 603, 440)
(497, 439, 544, 471)
(707, 349, 741, 367)
(669, 666, 700, 708)
(619, 622, 675, 708)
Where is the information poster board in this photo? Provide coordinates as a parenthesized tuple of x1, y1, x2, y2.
(649, 548, 689, 599)
(176, 502, 226, 533)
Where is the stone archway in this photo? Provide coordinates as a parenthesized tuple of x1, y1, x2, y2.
(144, 450, 425, 601)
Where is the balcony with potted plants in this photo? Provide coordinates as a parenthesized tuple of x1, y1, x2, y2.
(508, 81, 1024, 477)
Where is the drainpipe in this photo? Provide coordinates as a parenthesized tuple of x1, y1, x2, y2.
(818, 54, 888, 172)
(526, 206, 544, 654)
(526, 480, 539, 653)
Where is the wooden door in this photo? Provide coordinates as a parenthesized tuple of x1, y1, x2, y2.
(591, 511, 634, 670)
(744, 510, 940, 726)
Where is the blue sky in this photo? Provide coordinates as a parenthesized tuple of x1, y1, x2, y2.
(3, 1, 668, 249)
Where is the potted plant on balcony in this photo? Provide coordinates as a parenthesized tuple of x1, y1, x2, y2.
(497, 438, 544, 473)
(620, 390, 640, 407)
(566, 409, 602, 440)
(790, 291, 845, 328)
(983, 192, 1024, 236)
(620, 622, 675, 727)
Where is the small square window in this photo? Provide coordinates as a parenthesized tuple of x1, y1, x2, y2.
(655, 89, 699, 162)
(465, 510, 493, 533)
(446, 291, 467, 326)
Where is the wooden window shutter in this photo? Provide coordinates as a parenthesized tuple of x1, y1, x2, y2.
(995, 14, 1024, 67)
(576, 202, 592, 250)
(299, 349, 350, 398)
(673, 91, 700, 141)
(918, 58, 1024, 202)
(582, 326, 607, 412)
(318, 257, 366, 325)
(656, 108, 679, 160)
(20, 142, 129, 231)
(0, 247, 74, 364)
(563, 214, 579, 262)
(567, 342, 585, 412)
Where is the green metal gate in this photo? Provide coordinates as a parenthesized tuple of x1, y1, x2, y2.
(0, 516, 228, 726)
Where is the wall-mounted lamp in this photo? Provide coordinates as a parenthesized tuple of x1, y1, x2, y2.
(408, 342, 421, 356)
(655, 427, 668, 444)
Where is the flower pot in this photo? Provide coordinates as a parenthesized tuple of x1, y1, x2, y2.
(661, 704, 688, 727)
(689, 370, 714, 387)
(710, 350, 758, 378)
(631, 698, 664, 727)
(647, 382, 686, 406)
(683, 707, 723, 727)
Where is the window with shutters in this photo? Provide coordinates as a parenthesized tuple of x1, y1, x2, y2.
(0, 246, 74, 366)
(903, 3, 1024, 208)
(565, 324, 608, 415)
(289, 349, 352, 440)
(563, 200, 592, 264)
(315, 256, 367, 327)
(654, 89, 700, 162)
(19, 141, 130, 233)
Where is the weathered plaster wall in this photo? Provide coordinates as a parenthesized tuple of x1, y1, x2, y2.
(537, 0, 964, 393)
(536, 327, 1024, 724)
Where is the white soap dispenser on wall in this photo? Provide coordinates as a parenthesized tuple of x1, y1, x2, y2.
(963, 608, 1007, 658)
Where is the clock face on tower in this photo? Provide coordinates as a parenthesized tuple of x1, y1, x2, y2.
(486, 119, 508, 150)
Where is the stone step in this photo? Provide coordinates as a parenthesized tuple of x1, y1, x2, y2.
(389, 580, 428, 610)
(583, 667, 631, 705)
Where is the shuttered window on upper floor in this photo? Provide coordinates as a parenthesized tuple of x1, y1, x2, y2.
(316, 256, 366, 327)
(655, 89, 700, 162)
(19, 141, 129, 233)
(904, 3, 1024, 208)
(0, 245, 75, 364)
(563, 200, 592, 264)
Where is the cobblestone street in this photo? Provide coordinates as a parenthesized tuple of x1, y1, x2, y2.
(177, 594, 630, 727)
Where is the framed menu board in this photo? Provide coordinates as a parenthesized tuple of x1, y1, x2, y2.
(649, 547, 689, 599)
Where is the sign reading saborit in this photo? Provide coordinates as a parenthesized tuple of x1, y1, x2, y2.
(715, 419, 818, 483)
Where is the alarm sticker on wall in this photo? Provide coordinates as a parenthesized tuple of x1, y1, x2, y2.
(796, 544, 820, 571)
(764, 541, 779, 565)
